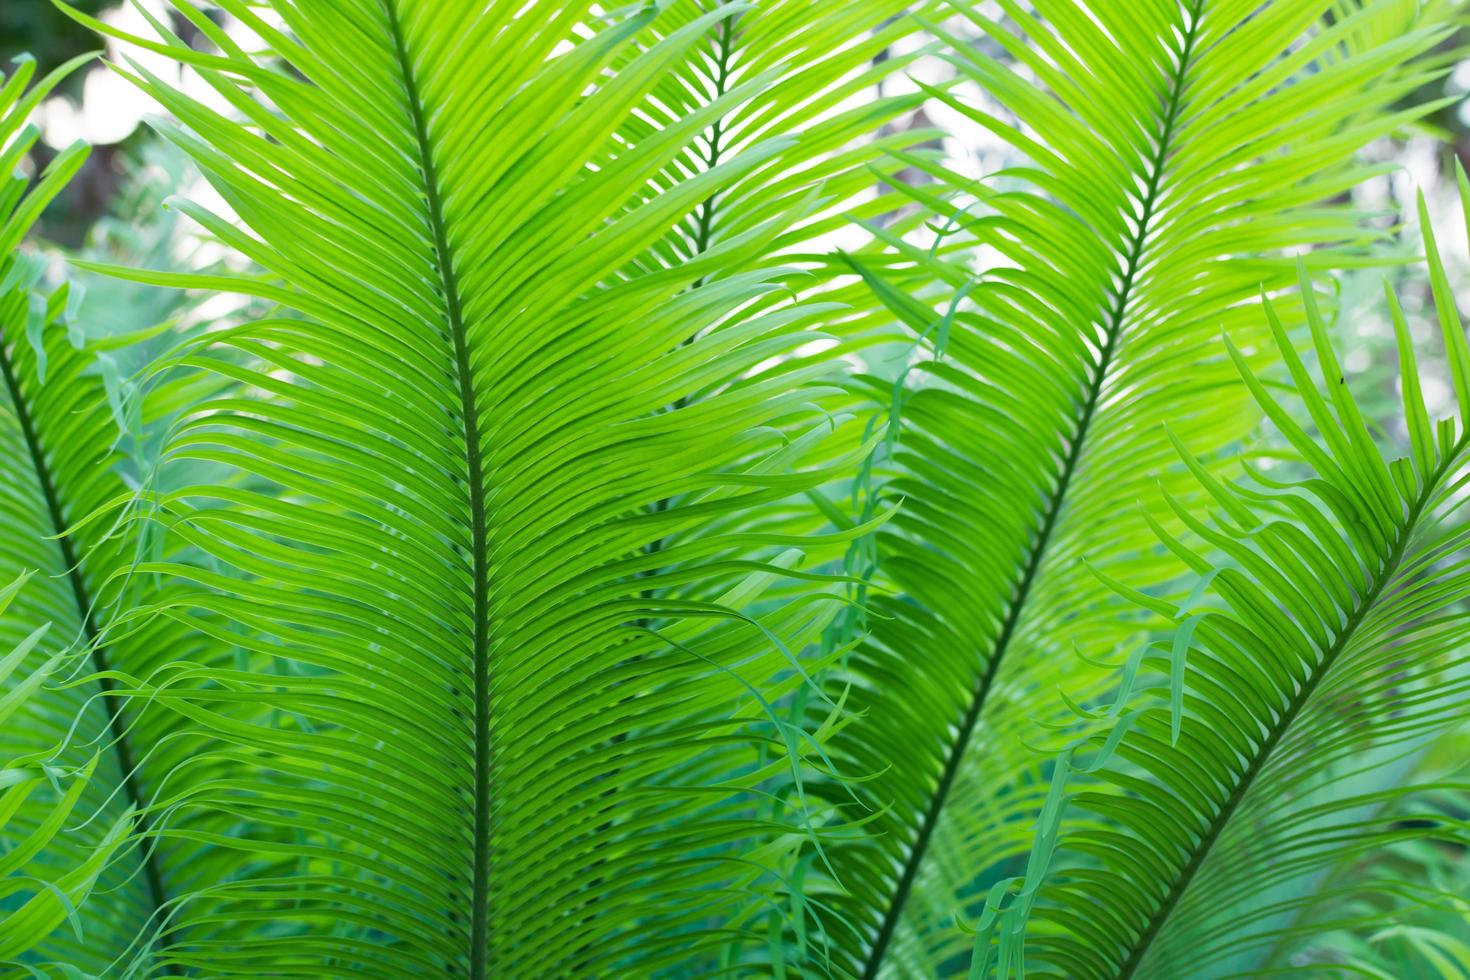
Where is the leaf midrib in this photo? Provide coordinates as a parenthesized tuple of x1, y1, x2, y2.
(0, 328, 177, 972)
(382, 5, 494, 978)
(1114, 439, 1468, 978)
(859, 4, 1208, 974)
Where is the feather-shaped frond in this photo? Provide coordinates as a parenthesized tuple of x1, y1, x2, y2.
(1013, 174, 1470, 979)
(610, 0, 938, 269)
(0, 283, 167, 975)
(0, 56, 217, 974)
(1250, 757, 1470, 975)
(802, 1, 1456, 974)
(58, 0, 931, 974)
(0, 572, 131, 967)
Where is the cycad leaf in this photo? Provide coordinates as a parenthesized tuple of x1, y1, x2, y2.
(1018, 185, 1470, 979)
(803, 1, 1456, 975)
(0, 56, 219, 974)
(66, 1, 929, 974)
(0, 574, 131, 967)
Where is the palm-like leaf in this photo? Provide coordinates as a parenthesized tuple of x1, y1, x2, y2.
(0, 56, 218, 974)
(1251, 759, 1470, 974)
(55, 0, 935, 974)
(609, 0, 936, 269)
(1012, 179, 1470, 978)
(0, 571, 132, 966)
(4, 1, 1464, 974)
(803, 1, 1455, 975)
(0, 284, 166, 975)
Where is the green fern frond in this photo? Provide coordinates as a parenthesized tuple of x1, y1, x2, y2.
(0, 573, 134, 967)
(2, 1, 1465, 975)
(1014, 174, 1470, 979)
(49, 0, 936, 974)
(0, 56, 223, 975)
(803, 1, 1457, 974)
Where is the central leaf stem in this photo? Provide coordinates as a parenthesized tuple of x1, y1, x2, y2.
(383, 5, 494, 977)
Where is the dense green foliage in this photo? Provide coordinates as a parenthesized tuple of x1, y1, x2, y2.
(1, 1, 1469, 977)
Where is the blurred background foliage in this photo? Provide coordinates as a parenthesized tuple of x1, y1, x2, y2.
(2, 0, 223, 244)
(0, 0, 113, 84)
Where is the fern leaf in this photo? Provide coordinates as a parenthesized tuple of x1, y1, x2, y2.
(59, 1, 928, 973)
(0, 57, 214, 974)
(1020, 179, 1470, 979)
(806, 1, 1456, 974)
